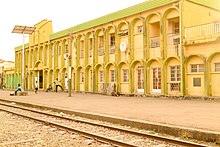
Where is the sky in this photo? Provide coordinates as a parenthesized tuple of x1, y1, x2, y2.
(0, 0, 146, 61)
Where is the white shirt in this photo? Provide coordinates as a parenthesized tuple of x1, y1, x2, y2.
(65, 78, 68, 90)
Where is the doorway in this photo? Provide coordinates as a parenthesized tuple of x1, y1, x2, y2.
(152, 67, 161, 93)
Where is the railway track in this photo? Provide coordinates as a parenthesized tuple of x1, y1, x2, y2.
(0, 101, 208, 147)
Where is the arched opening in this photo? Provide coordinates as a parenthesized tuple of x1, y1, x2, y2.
(105, 63, 116, 94)
(147, 13, 161, 58)
(131, 60, 144, 93)
(106, 25, 116, 63)
(147, 59, 162, 94)
(118, 62, 129, 94)
(34, 61, 44, 89)
(209, 53, 220, 96)
(164, 57, 181, 95)
(85, 65, 93, 92)
(163, 8, 180, 57)
(131, 18, 144, 60)
(186, 55, 205, 96)
(94, 64, 104, 93)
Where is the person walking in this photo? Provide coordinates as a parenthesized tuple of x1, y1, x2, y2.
(65, 76, 68, 93)
(54, 78, 63, 92)
(35, 81, 38, 94)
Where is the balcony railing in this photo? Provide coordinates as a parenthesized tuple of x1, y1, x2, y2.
(167, 34, 180, 56)
(167, 34, 180, 45)
(98, 47, 104, 56)
(185, 21, 220, 41)
(109, 45, 115, 54)
(150, 37, 160, 48)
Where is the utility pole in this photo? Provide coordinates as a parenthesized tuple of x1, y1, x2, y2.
(68, 30, 73, 97)
(12, 25, 35, 91)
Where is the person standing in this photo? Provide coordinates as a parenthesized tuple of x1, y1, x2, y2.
(54, 78, 63, 92)
(65, 76, 68, 93)
(35, 81, 38, 94)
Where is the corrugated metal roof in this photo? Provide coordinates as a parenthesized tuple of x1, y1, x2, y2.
(50, 0, 219, 40)
(50, 0, 174, 40)
(14, 43, 29, 52)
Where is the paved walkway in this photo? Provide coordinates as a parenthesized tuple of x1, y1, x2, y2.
(0, 89, 220, 133)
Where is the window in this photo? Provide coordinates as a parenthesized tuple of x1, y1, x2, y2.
(99, 70, 104, 82)
(193, 78, 201, 87)
(137, 66, 144, 89)
(214, 63, 220, 72)
(109, 34, 115, 54)
(110, 70, 115, 82)
(122, 69, 129, 82)
(137, 25, 143, 33)
(190, 64, 204, 73)
(152, 68, 161, 90)
(110, 34, 115, 46)
(170, 65, 181, 81)
(174, 22, 179, 34)
(81, 72, 84, 83)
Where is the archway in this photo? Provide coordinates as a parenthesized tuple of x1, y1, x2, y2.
(34, 61, 44, 89)
(131, 60, 144, 93)
(185, 55, 205, 96)
(164, 57, 181, 95)
(85, 65, 93, 92)
(147, 59, 162, 94)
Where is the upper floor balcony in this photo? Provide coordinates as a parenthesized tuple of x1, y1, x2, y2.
(167, 33, 180, 57)
(149, 37, 161, 58)
(185, 21, 220, 44)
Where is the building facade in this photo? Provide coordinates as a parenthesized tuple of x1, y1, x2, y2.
(0, 60, 15, 88)
(8, 0, 220, 97)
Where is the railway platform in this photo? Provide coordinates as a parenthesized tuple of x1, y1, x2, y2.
(0, 89, 220, 143)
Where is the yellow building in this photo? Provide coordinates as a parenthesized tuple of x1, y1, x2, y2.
(10, 0, 220, 97)
(0, 60, 14, 88)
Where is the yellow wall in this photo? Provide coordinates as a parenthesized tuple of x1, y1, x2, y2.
(183, 1, 220, 28)
(185, 42, 220, 58)
(29, 20, 52, 46)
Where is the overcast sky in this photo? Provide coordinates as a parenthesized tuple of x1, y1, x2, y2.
(0, 0, 146, 61)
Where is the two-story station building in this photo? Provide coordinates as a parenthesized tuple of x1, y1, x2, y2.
(6, 0, 220, 98)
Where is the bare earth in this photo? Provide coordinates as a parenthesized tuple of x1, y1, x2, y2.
(0, 90, 220, 132)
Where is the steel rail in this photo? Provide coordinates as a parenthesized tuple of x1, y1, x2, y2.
(0, 102, 208, 147)
(0, 108, 138, 147)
